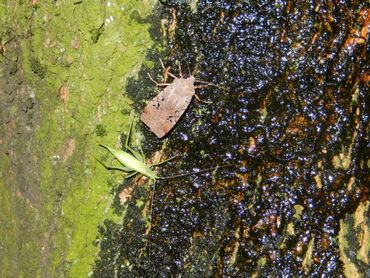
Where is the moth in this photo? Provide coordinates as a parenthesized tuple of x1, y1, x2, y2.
(140, 61, 213, 138)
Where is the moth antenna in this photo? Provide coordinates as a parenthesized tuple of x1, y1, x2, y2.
(194, 94, 212, 104)
(158, 164, 236, 179)
(191, 62, 198, 76)
(147, 72, 158, 85)
(178, 61, 182, 78)
(159, 58, 166, 70)
(184, 60, 195, 78)
(159, 58, 178, 79)
(185, 61, 191, 76)
(167, 71, 178, 79)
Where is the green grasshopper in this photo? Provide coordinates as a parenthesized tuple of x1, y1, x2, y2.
(99, 113, 235, 244)
(99, 113, 232, 180)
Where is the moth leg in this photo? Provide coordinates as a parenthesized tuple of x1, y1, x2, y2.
(147, 73, 171, 87)
(194, 93, 213, 104)
(150, 155, 179, 166)
(159, 58, 178, 79)
(195, 80, 228, 90)
(167, 71, 178, 79)
(194, 80, 214, 86)
(194, 83, 216, 103)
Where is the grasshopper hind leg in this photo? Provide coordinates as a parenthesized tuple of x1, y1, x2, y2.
(96, 158, 134, 172)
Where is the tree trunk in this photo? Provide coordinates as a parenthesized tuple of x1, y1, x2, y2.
(0, 0, 157, 276)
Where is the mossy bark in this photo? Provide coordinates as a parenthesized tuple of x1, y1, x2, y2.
(0, 0, 157, 276)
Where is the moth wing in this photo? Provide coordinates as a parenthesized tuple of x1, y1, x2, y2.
(141, 80, 194, 138)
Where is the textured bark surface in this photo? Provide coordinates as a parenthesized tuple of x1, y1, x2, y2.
(0, 1, 368, 277)
(0, 0, 158, 276)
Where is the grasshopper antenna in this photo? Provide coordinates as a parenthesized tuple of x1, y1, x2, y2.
(149, 180, 156, 226)
(146, 180, 157, 254)
(158, 164, 236, 179)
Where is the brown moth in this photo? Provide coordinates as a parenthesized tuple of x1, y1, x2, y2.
(140, 74, 196, 138)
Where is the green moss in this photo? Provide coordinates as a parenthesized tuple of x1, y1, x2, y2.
(0, 162, 44, 277)
(30, 56, 47, 78)
(0, 175, 17, 276)
(90, 24, 104, 43)
(0, 0, 158, 277)
(95, 124, 107, 137)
